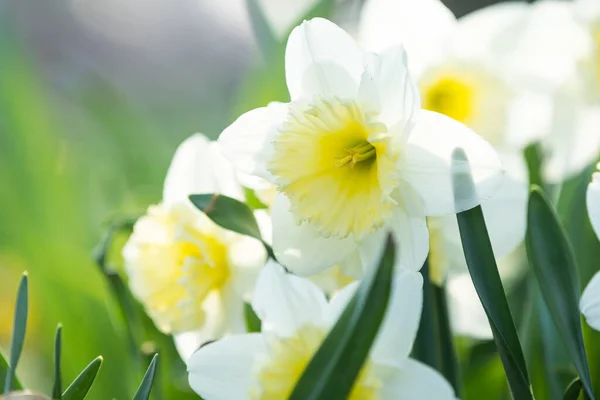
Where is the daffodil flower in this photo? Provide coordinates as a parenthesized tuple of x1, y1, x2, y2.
(219, 18, 503, 278)
(580, 164, 600, 330)
(123, 134, 267, 360)
(187, 261, 456, 400)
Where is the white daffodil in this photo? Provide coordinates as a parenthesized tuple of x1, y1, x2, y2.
(219, 18, 503, 278)
(580, 164, 600, 330)
(187, 261, 456, 400)
(123, 134, 267, 361)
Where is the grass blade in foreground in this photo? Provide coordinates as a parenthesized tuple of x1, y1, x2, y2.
(52, 325, 63, 399)
(4, 272, 28, 394)
(526, 187, 594, 398)
(289, 235, 396, 400)
(132, 354, 158, 400)
(62, 357, 103, 400)
(452, 149, 532, 399)
(563, 378, 582, 400)
(189, 194, 273, 257)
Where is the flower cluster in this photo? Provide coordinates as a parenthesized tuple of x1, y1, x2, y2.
(119, 0, 600, 398)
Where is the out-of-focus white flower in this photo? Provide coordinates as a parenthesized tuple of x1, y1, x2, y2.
(187, 261, 456, 400)
(123, 134, 267, 361)
(219, 18, 504, 279)
(580, 165, 600, 330)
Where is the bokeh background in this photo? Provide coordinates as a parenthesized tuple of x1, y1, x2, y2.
(0, 0, 587, 399)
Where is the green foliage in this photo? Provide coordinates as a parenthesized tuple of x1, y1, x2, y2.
(563, 378, 583, 400)
(132, 355, 158, 400)
(289, 235, 395, 400)
(52, 325, 63, 399)
(452, 149, 532, 399)
(4, 273, 28, 394)
(62, 357, 103, 400)
(526, 187, 594, 398)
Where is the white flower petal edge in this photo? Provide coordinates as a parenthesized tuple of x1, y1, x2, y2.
(218, 102, 289, 181)
(380, 359, 457, 399)
(402, 109, 505, 215)
(359, 0, 456, 75)
(163, 133, 243, 204)
(251, 260, 328, 337)
(581, 271, 600, 331)
(187, 333, 267, 400)
(587, 167, 600, 239)
(285, 17, 363, 100)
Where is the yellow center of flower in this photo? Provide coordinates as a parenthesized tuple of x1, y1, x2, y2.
(125, 203, 230, 333)
(250, 325, 381, 399)
(422, 77, 473, 123)
(268, 97, 399, 239)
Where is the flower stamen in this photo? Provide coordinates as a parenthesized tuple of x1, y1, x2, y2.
(335, 141, 377, 168)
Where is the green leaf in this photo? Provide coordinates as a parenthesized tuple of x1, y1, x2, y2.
(4, 272, 28, 394)
(189, 194, 273, 257)
(244, 303, 261, 333)
(526, 187, 594, 398)
(0, 350, 22, 392)
(564, 378, 583, 400)
(62, 356, 103, 400)
(52, 325, 63, 399)
(246, 0, 280, 59)
(132, 354, 158, 400)
(289, 234, 396, 400)
(412, 259, 438, 369)
(433, 283, 461, 395)
(452, 149, 532, 399)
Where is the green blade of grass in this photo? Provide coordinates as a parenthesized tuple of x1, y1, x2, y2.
(132, 354, 158, 400)
(452, 149, 532, 399)
(52, 325, 63, 399)
(288, 234, 395, 400)
(62, 356, 103, 400)
(526, 187, 594, 398)
(4, 272, 28, 394)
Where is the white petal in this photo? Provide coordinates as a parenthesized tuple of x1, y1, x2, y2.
(174, 285, 246, 362)
(372, 269, 423, 365)
(326, 269, 423, 366)
(163, 134, 243, 204)
(285, 18, 363, 100)
(587, 170, 600, 240)
(359, 47, 420, 136)
(581, 271, 600, 331)
(218, 102, 289, 181)
(228, 235, 268, 299)
(271, 193, 358, 275)
(450, 2, 530, 62)
(402, 109, 504, 216)
(359, 0, 456, 75)
(380, 359, 456, 399)
(389, 184, 429, 271)
(447, 272, 492, 339)
(251, 260, 328, 337)
(187, 333, 266, 400)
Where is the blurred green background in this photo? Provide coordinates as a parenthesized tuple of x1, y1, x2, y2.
(1, 0, 595, 399)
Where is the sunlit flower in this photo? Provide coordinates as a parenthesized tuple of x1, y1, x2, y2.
(123, 134, 267, 360)
(580, 164, 600, 330)
(360, 0, 600, 182)
(187, 261, 456, 400)
(219, 18, 503, 277)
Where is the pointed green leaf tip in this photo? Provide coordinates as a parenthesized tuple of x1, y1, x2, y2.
(52, 325, 63, 399)
(4, 272, 28, 394)
(289, 234, 396, 400)
(526, 186, 594, 399)
(451, 148, 532, 399)
(62, 356, 103, 400)
(132, 354, 158, 400)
